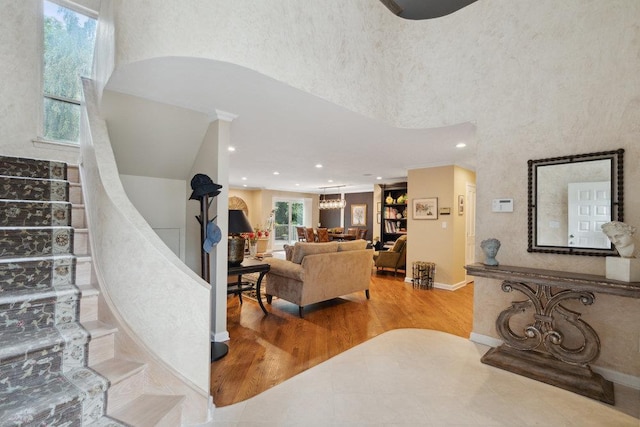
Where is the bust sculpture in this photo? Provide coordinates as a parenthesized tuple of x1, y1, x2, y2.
(601, 221, 637, 258)
(481, 238, 501, 266)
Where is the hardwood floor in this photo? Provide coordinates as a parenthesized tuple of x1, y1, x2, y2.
(210, 271, 474, 407)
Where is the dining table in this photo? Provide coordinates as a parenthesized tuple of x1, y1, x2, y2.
(328, 233, 357, 241)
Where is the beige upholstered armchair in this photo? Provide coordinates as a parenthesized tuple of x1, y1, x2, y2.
(373, 235, 407, 276)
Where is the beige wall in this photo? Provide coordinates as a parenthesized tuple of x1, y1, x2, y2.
(229, 187, 320, 234)
(407, 166, 476, 288)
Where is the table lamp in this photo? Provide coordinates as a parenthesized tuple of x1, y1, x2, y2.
(228, 209, 253, 265)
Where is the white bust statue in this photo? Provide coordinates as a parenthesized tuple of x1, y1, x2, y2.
(601, 221, 637, 258)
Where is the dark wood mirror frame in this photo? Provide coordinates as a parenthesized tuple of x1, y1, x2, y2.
(528, 149, 624, 256)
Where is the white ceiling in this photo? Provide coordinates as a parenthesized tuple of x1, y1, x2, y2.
(103, 58, 476, 194)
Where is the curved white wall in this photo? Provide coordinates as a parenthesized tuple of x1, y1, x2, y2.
(80, 79, 211, 421)
(108, 0, 640, 381)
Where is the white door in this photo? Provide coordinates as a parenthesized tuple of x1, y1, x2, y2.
(465, 183, 476, 282)
(567, 181, 611, 249)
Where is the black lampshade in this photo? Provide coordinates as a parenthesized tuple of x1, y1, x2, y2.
(228, 209, 253, 234)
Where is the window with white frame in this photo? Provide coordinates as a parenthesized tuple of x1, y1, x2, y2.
(42, 0, 96, 143)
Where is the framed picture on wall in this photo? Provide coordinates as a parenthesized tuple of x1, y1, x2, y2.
(377, 213, 381, 224)
(351, 204, 367, 226)
(458, 195, 464, 215)
(413, 198, 438, 220)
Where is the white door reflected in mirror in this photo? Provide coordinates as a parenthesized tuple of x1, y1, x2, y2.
(567, 181, 611, 249)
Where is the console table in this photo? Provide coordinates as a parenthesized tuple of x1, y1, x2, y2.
(465, 263, 640, 404)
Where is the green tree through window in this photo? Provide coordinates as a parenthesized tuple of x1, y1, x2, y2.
(43, 1, 96, 142)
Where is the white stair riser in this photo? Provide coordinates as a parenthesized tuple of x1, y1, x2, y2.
(69, 185, 83, 205)
(80, 294, 98, 323)
(67, 166, 80, 184)
(155, 404, 183, 427)
(106, 370, 145, 414)
(74, 230, 89, 255)
(72, 206, 86, 228)
(76, 259, 93, 286)
(89, 333, 115, 366)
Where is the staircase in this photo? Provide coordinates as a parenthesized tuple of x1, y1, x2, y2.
(0, 156, 184, 426)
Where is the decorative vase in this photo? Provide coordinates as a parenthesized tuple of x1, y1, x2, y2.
(385, 195, 393, 204)
(249, 241, 257, 257)
(256, 237, 269, 254)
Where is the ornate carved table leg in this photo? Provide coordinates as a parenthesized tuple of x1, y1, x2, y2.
(481, 280, 615, 404)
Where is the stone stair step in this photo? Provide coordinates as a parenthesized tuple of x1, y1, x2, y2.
(0, 226, 74, 259)
(0, 327, 65, 391)
(0, 255, 75, 291)
(0, 373, 82, 426)
(0, 283, 79, 333)
(64, 367, 110, 424)
(0, 176, 69, 202)
(72, 204, 86, 228)
(85, 320, 118, 365)
(109, 394, 185, 427)
(0, 156, 67, 180)
(0, 199, 71, 227)
(93, 358, 147, 412)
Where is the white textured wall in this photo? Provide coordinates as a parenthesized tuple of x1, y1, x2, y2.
(3, 0, 639, 386)
(108, 0, 640, 380)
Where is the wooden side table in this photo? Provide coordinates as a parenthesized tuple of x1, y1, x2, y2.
(228, 258, 270, 315)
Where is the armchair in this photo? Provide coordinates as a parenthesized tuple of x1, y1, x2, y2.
(373, 235, 407, 276)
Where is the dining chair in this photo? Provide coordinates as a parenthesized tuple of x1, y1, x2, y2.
(346, 227, 358, 236)
(357, 228, 367, 240)
(317, 227, 330, 242)
(296, 226, 306, 241)
(304, 227, 316, 242)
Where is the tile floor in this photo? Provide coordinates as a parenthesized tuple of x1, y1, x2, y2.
(205, 329, 639, 426)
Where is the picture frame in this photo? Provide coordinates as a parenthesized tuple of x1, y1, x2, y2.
(458, 195, 464, 216)
(351, 204, 367, 226)
(376, 202, 381, 213)
(413, 197, 438, 220)
(376, 212, 381, 224)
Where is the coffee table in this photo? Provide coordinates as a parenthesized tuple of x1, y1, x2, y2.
(227, 258, 270, 315)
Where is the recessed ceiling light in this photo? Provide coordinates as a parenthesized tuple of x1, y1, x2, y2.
(456, 142, 467, 148)
(376, 176, 382, 180)
(241, 177, 247, 180)
(315, 164, 323, 168)
(328, 179, 333, 183)
(295, 183, 300, 186)
(228, 146, 236, 152)
(273, 171, 280, 175)
(243, 184, 247, 187)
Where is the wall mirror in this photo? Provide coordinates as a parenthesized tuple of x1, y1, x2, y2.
(528, 149, 624, 256)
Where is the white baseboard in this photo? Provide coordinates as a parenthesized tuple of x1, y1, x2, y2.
(469, 332, 503, 348)
(211, 330, 230, 342)
(469, 333, 640, 390)
(402, 278, 469, 291)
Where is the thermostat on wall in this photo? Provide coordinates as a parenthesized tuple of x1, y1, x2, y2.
(492, 198, 514, 212)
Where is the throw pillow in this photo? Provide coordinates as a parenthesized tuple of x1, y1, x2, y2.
(283, 244, 294, 261)
(337, 239, 367, 251)
(291, 241, 338, 264)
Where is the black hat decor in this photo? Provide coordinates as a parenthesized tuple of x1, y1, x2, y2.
(189, 173, 223, 200)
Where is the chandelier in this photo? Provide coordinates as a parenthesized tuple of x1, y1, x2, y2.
(319, 186, 347, 210)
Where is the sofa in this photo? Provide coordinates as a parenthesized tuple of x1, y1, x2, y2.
(264, 240, 374, 317)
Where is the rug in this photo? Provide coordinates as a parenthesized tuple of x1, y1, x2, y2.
(235, 272, 273, 302)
